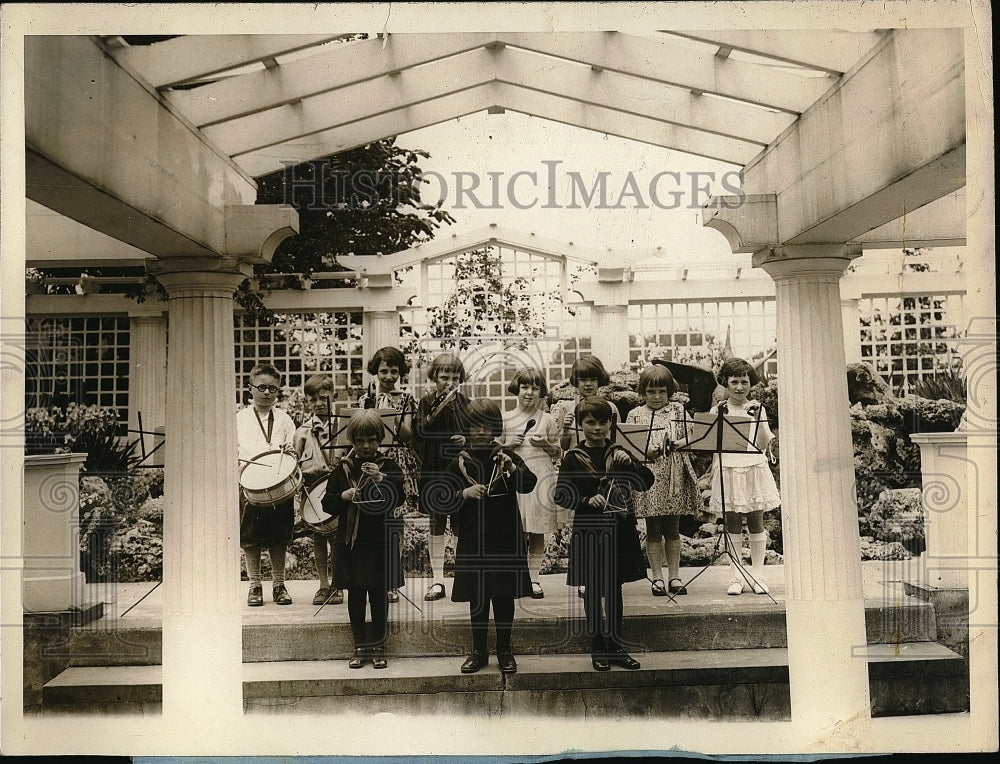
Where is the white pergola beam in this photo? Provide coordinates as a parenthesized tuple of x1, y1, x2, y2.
(25, 36, 257, 258)
(496, 83, 761, 166)
(665, 30, 886, 75)
(26, 200, 153, 268)
(167, 32, 499, 126)
(709, 29, 965, 247)
(855, 188, 966, 248)
(499, 47, 791, 146)
(113, 34, 348, 88)
(501, 32, 831, 113)
(212, 46, 499, 157)
(214, 43, 780, 161)
(338, 225, 612, 274)
(237, 77, 761, 178)
(235, 85, 495, 177)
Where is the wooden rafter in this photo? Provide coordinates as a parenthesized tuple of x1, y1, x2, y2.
(111, 34, 349, 88)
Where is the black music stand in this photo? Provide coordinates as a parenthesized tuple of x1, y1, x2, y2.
(675, 407, 778, 604)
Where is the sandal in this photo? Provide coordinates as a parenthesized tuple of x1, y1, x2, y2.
(650, 579, 667, 597)
(668, 578, 688, 595)
(531, 581, 545, 599)
(424, 582, 446, 601)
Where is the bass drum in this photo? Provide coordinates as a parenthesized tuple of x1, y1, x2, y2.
(299, 473, 339, 535)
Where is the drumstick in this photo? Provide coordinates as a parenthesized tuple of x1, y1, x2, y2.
(522, 418, 536, 436)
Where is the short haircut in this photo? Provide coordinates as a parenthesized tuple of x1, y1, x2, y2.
(637, 364, 678, 396)
(576, 395, 613, 424)
(716, 357, 758, 387)
(507, 367, 548, 396)
(367, 346, 410, 376)
(464, 398, 504, 438)
(345, 409, 385, 443)
(428, 353, 466, 383)
(303, 374, 335, 398)
(569, 356, 610, 387)
(249, 363, 282, 384)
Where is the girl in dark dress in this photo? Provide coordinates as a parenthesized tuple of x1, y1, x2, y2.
(323, 410, 405, 669)
(439, 398, 537, 675)
(413, 353, 470, 601)
(555, 396, 654, 672)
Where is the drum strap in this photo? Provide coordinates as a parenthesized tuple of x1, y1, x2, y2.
(254, 409, 274, 444)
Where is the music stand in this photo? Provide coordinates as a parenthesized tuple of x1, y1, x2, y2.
(675, 407, 778, 604)
(332, 406, 403, 448)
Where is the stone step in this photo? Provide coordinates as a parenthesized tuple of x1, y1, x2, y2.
(42, 642, 968, 718)
(60, 598, 936, 666)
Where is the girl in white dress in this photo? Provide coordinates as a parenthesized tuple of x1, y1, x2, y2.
(503, 368, 563, 598)
(706, 358, 780, 595)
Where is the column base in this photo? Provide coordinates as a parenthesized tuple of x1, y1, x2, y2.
(162, 612, 243, 724)
(786, 598, 872, 744)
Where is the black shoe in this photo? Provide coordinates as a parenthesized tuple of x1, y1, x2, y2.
(608, 647, 641, 670)
(460, 650, 488, 674)
(371, 648, 388, 669)
(497, 650, 517, 674)
(348, 648, 366, 669)
(591, 653, 611, 672)
(272, 584, 292, 605)
(247, 584, 263, 607)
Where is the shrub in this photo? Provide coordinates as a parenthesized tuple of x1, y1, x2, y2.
(912, 366, 967, 404)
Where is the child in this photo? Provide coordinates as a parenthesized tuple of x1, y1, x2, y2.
(502, 367, 563, 599)
(549, 355, 616, 598)
(556, 396, 653, 672)
(625, 363, 703, 596)
(323, 410, 405, 668)
(358, 346, 419, 603)
(706, 358, 780, 595)
(550, 356, 616, 451)
(413, 353, 470, 601)
(237, 363, 297, 607)
(442, 398, 537, 674)
(293, 374, 343, 607)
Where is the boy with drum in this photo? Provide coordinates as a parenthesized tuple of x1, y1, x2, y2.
(294, 374, 344, 607)
(237, 363, 298, 606)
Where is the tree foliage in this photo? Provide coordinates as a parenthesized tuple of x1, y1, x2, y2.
(400, 246, 552, 368)
(251, 139, 454, 308)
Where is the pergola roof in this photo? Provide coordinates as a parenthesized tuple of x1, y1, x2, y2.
(23, 28, 967, 265)
(103, 31, 878, 176)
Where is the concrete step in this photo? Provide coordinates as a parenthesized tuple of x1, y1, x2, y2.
(60, 586, 937, 665)
(42, 641, 968, 718)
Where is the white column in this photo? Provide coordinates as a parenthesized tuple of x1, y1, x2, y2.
(591, 304, 629, 372)
(362, 309, 400, 364)
(127, 311, 167, 462)
(154, 266, 248, 728)
(756, 244, 871, 740)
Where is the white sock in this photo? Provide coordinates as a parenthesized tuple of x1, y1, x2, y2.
(726, 533, 743, 581)
(664, 538, 681, 582)
(646, 535, 666, 580)
(749, 531, 768, 578)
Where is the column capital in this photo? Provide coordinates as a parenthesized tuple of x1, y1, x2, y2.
(753, 243, 863, 279)
(146, 256, 252, 298)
